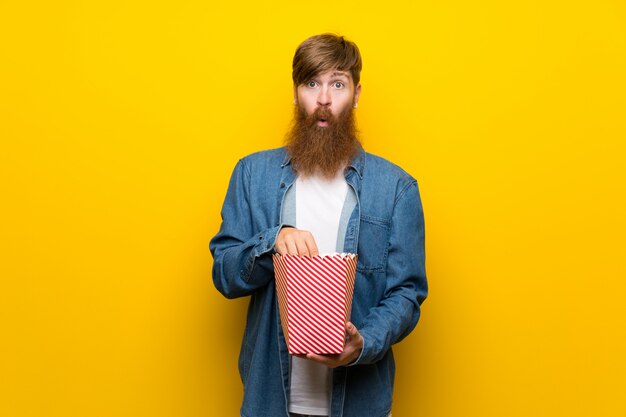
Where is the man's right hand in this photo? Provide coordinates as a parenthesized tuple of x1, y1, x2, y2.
(275, 227, 319, 257)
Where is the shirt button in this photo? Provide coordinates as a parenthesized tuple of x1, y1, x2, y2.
(280, 182, 285, 188)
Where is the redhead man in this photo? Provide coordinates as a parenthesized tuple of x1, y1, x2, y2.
(210, 33, 427, 417)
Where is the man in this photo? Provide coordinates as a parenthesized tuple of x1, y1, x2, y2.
(210, 33, 427, 417)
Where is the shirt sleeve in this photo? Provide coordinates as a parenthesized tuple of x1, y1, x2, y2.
(350, 180, 428, 365)
(209, 158, 288, 299)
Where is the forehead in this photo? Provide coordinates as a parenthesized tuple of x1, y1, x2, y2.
(313, 70, 352, 80)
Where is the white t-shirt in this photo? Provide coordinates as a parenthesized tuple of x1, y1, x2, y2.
(289, 169, 348, 416)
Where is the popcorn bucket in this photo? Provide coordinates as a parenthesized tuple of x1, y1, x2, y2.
(273, 253, 357, 354)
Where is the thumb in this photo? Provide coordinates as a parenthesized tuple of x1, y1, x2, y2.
(346, 321, 358, 336)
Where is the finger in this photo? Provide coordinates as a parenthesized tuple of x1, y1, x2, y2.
(275, 242, 287, 255)
(285, 236, 299, 255)
(311, 351, 354, 368)
(305, 233, 319, 257)
(306, 353, 339, 368)
(345, 324, 363, 356)
(346, 322, 362, 340)
(294, 236, 310, 257)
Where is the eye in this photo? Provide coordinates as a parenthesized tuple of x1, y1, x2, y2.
(333, 81, 345, 89)
(307, 81, 317, 88)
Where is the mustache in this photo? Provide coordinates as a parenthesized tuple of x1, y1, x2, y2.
(313, 106, 332, 119)
(300, 106, 334, 127)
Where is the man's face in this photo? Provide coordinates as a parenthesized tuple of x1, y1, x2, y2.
(294, 69, 361, 126)
(285, 69, 362, 179)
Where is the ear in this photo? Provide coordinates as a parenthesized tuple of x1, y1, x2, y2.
(353, 83, 362, 107)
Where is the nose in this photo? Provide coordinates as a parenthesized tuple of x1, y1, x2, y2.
(317, 86, 331, 107)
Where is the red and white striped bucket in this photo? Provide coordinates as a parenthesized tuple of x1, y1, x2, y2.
(273, 253, 357, 354)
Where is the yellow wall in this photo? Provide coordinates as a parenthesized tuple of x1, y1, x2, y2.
(2, 1, 625, 416)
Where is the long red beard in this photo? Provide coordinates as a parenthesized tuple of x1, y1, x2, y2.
(285, 104, 361, 179)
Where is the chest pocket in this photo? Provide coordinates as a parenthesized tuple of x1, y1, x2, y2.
(357, 215, 390, 271)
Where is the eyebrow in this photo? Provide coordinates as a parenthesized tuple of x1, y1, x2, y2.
(330, 72, 350, 80)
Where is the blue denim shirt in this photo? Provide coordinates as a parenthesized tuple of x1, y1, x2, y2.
(209, 147, 428, 417)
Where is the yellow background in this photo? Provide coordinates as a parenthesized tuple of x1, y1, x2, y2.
(1, 1, 625, 416)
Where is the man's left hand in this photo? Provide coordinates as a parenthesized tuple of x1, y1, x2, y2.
(300, 322, 363, 368)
